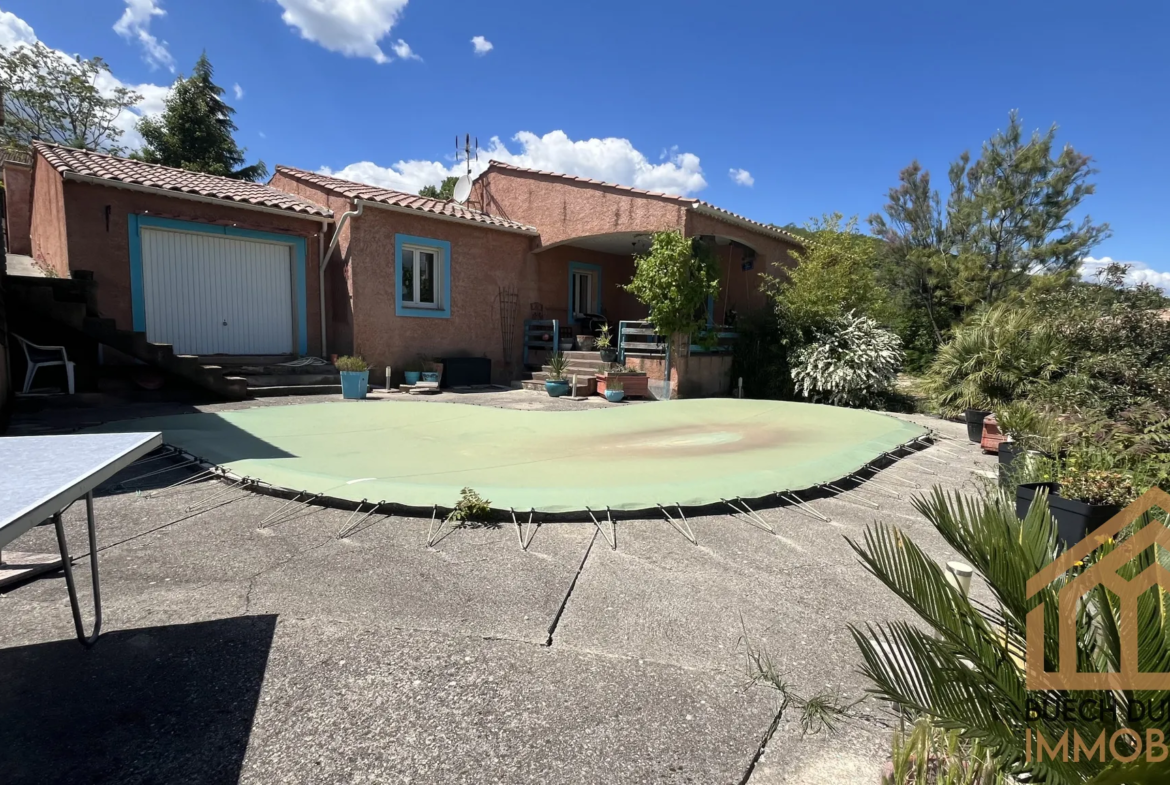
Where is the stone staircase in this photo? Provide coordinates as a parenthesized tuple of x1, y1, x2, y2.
(216, 358, 343, 397)
(6, 275, 339, 399)
(519, 350, 612, 393)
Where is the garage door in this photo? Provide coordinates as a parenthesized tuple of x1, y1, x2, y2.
(141, 228, 295, 355)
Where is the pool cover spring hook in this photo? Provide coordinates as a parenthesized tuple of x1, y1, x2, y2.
(777, 491, 832, 524)
(511, 508, 539, 551)
(722, 498, 774, 534)
(818, 482, 881, 510)
(339, 499, 383, 539)
(586, 506, 617, 550)
(659, 503, 696, 545)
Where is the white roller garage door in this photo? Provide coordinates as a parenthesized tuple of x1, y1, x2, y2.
(141, 228, 295, 355)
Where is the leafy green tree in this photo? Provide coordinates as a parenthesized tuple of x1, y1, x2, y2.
(0, 42, 142, 153)
(624, 231, 720, 344)
(419, 176, 458, 200)
(871, 111, 1109, 344)
(763, 213, 888, 337)
(136, 52, 265, 181)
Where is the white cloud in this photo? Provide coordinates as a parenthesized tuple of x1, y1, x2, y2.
(2, 9, 169, 150)
(113, 0, 175, 72)
(233, 83, 244, 100)
(1081, 257, 1170, 291)
(322, 130, 708, 197)
(471, 35, 493, 55)
(391, 39, 419, 60)
(729, 168, 754, 187)
(0, 10, 37, 47)
(275, 0, 412, 64)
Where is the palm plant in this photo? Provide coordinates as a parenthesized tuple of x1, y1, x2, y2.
(547, 353, 569, 381)
(849, 488, 1170, 784)
(923, 304, 1069, 418)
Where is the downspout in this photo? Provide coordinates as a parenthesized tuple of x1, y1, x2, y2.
(320, 199, 365, 355)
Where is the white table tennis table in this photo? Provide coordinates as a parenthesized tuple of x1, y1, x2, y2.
(0, 432, 163, 645)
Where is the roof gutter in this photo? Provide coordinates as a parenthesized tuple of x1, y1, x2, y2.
(357, 198, 539, 236)
(319, 199, 365, 354)
(688, 203, 805, 249)
(60, 171, 334, 221)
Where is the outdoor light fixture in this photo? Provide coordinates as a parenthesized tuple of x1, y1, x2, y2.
(946, 561, 974, 597)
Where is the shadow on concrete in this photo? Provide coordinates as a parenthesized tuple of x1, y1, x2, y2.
(0, 615, 277, 784)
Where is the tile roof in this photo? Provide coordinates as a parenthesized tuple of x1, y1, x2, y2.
(33, 142, 332, 218)
(273, 166, 538, 234)
(484, 160, 806, 247)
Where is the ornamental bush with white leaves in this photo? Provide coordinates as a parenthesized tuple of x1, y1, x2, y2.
(791, 311, 904, 408)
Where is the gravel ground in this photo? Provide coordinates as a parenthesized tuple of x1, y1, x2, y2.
(1, 390, 995, 784)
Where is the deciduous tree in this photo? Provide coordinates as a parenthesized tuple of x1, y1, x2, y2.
(0, 42, 141, 154)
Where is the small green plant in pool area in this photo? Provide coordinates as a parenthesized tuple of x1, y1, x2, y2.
(547, 353, 569, 381)
(448, 487, 492, 526)
(335, 355, 369, 372)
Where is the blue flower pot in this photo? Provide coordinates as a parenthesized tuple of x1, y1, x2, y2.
(404, 371, 421, 385)
(545, 380, 570, 397)
(421, 371, 440, 383)
(340, 370, 369, 400)
(604, 389, 625, 403)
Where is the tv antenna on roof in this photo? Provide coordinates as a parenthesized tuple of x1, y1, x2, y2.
(452, 134, 478, 204)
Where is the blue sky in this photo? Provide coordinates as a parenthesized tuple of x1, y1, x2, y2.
(3, 1, 1167, 284)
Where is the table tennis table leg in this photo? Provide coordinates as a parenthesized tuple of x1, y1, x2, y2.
(52, 491, 102, 646)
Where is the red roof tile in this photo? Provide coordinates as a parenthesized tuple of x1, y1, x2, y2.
(483, 160, 805, 247)
(34, 142, 332, 218)
(274, 165, 538, 234)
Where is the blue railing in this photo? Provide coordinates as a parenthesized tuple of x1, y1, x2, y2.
(618, 320, 736, 361)
(522, 319, 559, 367)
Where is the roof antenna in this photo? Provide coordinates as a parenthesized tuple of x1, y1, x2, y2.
(452, 133, 475, 205)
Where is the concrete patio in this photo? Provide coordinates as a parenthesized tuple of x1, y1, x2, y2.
(0, 390, 995, 784)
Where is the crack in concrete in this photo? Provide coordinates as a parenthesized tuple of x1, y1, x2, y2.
(242, 535, 336, 615)
(544, 527, 599, 647)
(737, 703, 785, 785)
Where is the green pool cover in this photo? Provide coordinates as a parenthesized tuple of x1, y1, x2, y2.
(96, 399, 926, 513)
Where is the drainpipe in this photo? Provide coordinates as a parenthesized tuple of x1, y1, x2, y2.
(320, 199, 365, 356)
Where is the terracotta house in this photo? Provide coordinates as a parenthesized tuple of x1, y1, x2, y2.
(5, 142, 803, 395)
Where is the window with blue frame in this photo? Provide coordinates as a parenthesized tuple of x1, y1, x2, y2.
(395, 234, 452, 318)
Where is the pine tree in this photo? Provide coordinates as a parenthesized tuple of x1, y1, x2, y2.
(136, 52, 266, 181)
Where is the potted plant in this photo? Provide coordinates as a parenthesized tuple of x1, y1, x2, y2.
(544, 353, 570, 397)
(596, 365, 648, 398)
(336, 355, 370, 400)
(964, 407, 992, 443)
(595, 323, 618, 363)
(404, 359, 422, 385)
(602, 376, 624, 403)
(1015, 450, 1139, 548)
(577, 334, 596, 351)
(420, 360, 441, 384)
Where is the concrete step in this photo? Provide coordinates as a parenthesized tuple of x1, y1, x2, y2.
(247, 384, 349, 397)
(540, 364, 609, 375)
(232, 363, 338, 376)
(226, 373, 341, 387)
(562, 351, 604, 361)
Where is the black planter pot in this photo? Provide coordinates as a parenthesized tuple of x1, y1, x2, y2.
(965, 409, 992, 443)
(1016, 481, 1121, 549)
(599, 347, 618, 363)
(997, 442, 1019, 488)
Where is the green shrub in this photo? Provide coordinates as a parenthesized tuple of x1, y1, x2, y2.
(335, 355, 368, 372)
(791, 311, 903, 408)
(729, 308, 796, 400)
(923, 304, 1068, 417)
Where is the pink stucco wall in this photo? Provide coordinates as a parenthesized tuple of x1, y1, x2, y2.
(344, 205, 536, 385)
(30, 156, 70, 278)
(530, 244, 646, 327)
(474, 167, 691, 248)
(3, 162, 33, 255)
(56, 177, 327, 355)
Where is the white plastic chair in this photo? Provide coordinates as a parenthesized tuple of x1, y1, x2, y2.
(15, 335, 75, 394)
